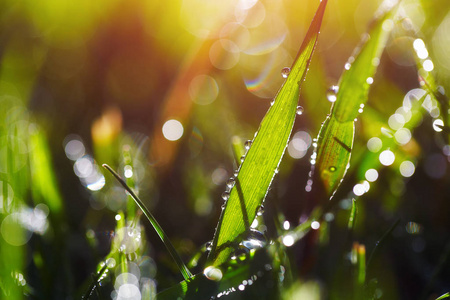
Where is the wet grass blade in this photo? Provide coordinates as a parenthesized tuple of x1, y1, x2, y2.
(102, 164, 193, 280)
(436, 293, 450, 300)
(347, 199, 357, 230)
(158, 247, 279, 300)
(207, 0, 328, 267)
(314, 1, 397, 198)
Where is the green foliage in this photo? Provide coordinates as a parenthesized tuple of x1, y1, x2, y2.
(314, 4, 396, 198)
(207, 0, 328, 268)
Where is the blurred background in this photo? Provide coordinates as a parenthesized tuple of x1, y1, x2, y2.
(1, 0, 450, 298)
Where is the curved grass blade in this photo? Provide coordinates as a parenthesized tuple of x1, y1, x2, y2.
(366, 218, 400, 269)
(81, 263, 108, 300)
(102, 164, 193, 280)
(436, 293, 450, 300)
(207, 0, 328, 267)
(314, 1, 398, 198)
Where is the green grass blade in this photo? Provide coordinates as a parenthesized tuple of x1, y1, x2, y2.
(347, 198, 357, 230)
(436, 292, 450, 300)
(102, 164, 193, 280)
(29, 126, 64, 215)
(314, 1, 397, 198)
(366, 218, 400, 270)
(158, 247, 279, 300)
(207, 0, 328, 267)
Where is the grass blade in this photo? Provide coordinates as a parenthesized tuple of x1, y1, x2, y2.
(314, 1, 397, 198)
(102, 164, 193, 280)
(207, 0, 328, 267)
(347, 198, 357, 230)
(436, 293, 450, 300)
(366, 218, 400, 270)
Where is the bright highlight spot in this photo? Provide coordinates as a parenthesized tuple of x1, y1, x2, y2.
(86, 175, 106, 191)
(367, 137, 382, 152)
(353, 181, 370, 196)
(413, 39, 425, 51)
(283, 220, 290, 230)
(433, 119, 444, 132)
(403, 88, 427, 110)
(399, 161, 415, 177)
(365, 169, 378, 182)
(379, 150, 395, 166)
(64, 136, 85, 161)
(423, 59, 434, 72)
(204, 266, 223, 281)
(287, 131, 312, 159)
(394, 128, 412, 145)
(74, 156, 94, 178)
(162, 119, 184, 141)
(311, 221, 320, 230)
(388, 113, 406, 130)
(282, 235, 295, 247)
(124, 165, 133, 178)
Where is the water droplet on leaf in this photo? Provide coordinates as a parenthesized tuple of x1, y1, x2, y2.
(204, 266, 223, 281)
(257, 205, 264, 216)
(222, 191, 230, 201)
(244, 140, 252, 150)
(296, 106, 304, 115)
(241, 229, 266, 249)
(226, 177, 235, 188)
(326, 85, 339, 103)
(281, 67, 290, 78)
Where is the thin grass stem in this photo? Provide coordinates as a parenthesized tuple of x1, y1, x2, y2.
(102, 164, 193, 281)
(366, 218, 400, 270)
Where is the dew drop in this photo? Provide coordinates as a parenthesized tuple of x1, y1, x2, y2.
(281, 67, 290, 78)
(433, 119, 444, 132)
(311, 221, 320, 230)
(226, 177, 235, 188)
(241, 229, 266, 250)
(244, 140, 252, 150)
(345, 63, 351, 70)
(204, 266, 223, 281)
(282, 234, 295, 247)
(326, 85, 339, 103)
(296, 106, 304, 115)
(256, 205, 264, 216)
(329, 166, 336, 172)
(206, 241, 212, 251)
(221, 191, 230, 201)
(240, 155, 246, 163)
